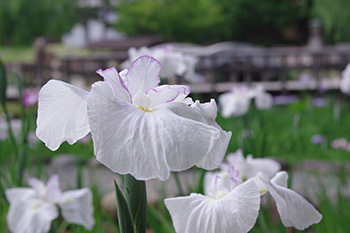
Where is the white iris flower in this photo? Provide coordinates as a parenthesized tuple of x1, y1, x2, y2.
(36, 56, 231, 181)
(165, 168, 261, 233)
(6, 175, 94, 233)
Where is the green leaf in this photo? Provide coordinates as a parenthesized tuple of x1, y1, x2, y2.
(0, 60, 7, 106)
(114, 179, 135, 233)
(147, 204, 175, 233)
(123, 174, 147, 233)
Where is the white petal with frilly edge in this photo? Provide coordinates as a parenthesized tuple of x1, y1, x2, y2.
(36, 80, 90, 151)
(257, 171, 322, 230)
(165, 179, 260, 233)
(87, 81, 226, 180)
(126, 56, 161, 97)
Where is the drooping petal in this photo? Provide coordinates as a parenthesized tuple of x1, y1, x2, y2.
(36, 80, 90, 151)
(96, 67, 131, 103)
(6, 188, 36, 204)
(59, 188, 95, 230)
(87, 81, 227, 180)
(147, 85, 191, 109)
(191, 99, 232, 170)
(126, 56, 161, 97)
(6, 196, 58, 233)
(165, 179, 260, 233)
(257, 172, 322, 230)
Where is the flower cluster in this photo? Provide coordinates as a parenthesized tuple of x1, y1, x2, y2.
(28, 55, 322, 233)
(219, 84, 273, 117)
(165, 150, 322, 233)
(6, 175, 94, 233)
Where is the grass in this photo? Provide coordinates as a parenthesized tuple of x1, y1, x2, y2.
(1, 94, 350, 232)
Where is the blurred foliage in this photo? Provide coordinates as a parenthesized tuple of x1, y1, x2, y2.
(116, 0, 309, 44)
(116, 0, 224, 43)
(311, 0, 350, 43)
(0, 0, 79, 45)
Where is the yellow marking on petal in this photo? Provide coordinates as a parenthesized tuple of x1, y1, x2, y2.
(260, 189, 268, 194)
(138, 106, 151, 112)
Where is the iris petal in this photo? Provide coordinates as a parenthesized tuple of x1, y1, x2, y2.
(36, 80, 90, 151)
(258, 171, 322, 230)
(59, 188, 95, 230)
(126, 56, 161, 97)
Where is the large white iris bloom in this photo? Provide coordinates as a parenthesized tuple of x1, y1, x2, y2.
(165, 168, 261, 233)
(36, 56, 231, 181)
(6, 175, 94, 233)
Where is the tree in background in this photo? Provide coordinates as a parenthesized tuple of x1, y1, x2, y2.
(0, 0, 78, 45)
(116, 0, 225, 43)
(312, 0, 350, 43)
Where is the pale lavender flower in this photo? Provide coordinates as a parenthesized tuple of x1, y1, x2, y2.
(311, 134, 325, 144)
(331, 138, 348, 149)
(273, 95, 297, 105)
(299, 74, 315, 85)
(312, 97, 327, 107)
(23, 89, 39, 108)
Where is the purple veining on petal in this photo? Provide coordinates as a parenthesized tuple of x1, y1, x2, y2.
(96, 67, 133, 103)
(126, 55, 162, 88)
(228, 166, 242, 190)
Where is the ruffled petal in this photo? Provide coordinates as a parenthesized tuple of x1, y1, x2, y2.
(258, 172, 322, 230)
(96, 67, 132, 103)
(165, 179, 260, 233)
(191, 100, 232, 170)
(126, 56, 161, 96)
(147, 85, 191, 109)
(244, 155, 280, 179)
(220, 149, 246, 176)
(59, 188, 95, 230)
(88, 82, 227, 180)
(36, 80, 90, 151)
(7, 197, 58, 233)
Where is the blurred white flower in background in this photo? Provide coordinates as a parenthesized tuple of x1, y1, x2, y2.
(121, 45, 201, 83)
(219, 85, 273, 117)
(6, 175, 94, 233)
(340, 63, 350, 95)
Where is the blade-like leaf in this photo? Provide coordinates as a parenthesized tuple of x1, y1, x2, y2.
(0, 59, 7, 106)
(123, 174, 147, 233)
(114, 179, 135, 233)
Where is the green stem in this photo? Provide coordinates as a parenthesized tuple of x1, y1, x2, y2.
(123, 174, 147, 233)
(2, 104, 18, 157)
(173, 172, 184, 196)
